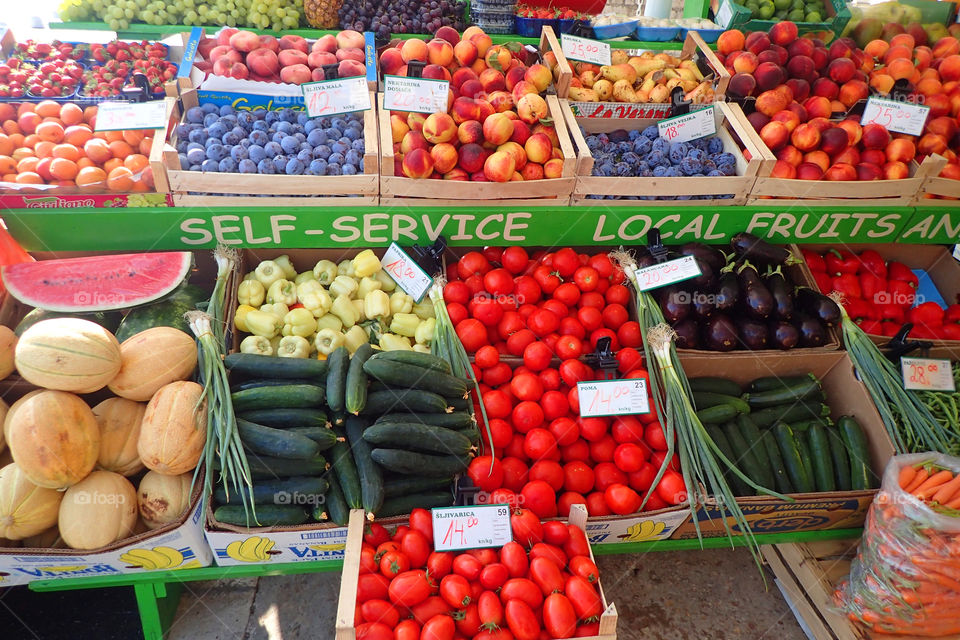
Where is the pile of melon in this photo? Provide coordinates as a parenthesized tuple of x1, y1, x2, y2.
(0, 318, 206, 551)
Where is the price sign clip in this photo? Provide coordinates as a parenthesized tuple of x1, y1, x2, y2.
(668, 86, 691, 118)
(584, 335, 618, 376)
(406, 60, 426, 78)
(890, 78, 912, 103)
(120, 73, 151, 103)
(884, 323, 933, 363)
(322, 63, 339, 80)
(570, 19, 593, 38)
(645, 228, 671, 264)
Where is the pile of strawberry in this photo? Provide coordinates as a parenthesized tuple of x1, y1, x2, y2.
(354, 508, 606, 639)
(803, 248, 960, 340)
(12, 40, 86, 62)
(83, 41, 176, 97)
(515, 4, 588, 19)
(0, 58, 83, 98)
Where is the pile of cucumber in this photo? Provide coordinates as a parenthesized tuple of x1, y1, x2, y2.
(691, 374, 876, 496)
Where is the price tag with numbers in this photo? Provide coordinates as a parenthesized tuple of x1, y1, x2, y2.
(633, 256, 702, 292)
(383, 75, 449, 114)
(860, 96, 930, 136)
(658, 106, 716, 144)
(578, 378, 650, 418)
(301, 76, 371, 118)
(94, 101, 168, 131)
(432, 504, 513, 551)
(561, 33, 611, 66)
(901, 357, 956, 392)
(381, 242, 433, 303)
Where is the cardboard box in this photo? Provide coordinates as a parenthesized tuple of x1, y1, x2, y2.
(711, 0, 851, 40)
(669, 349, 896, 540)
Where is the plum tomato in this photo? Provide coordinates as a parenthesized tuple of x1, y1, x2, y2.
(552, 248, 580, 277)
(467, 456, 504, 492)
(480, 563, 510, 590)
(554, 334, 583, 359)
(456, 318, 488, 352)
(501, 577, 544, 608)
(458, 251, 491, 280)
(656, 469, 687, 505)
(387, 570, 433, 608)
(484, 268, 514, 296)
(529, 556, 565, 597)
(356, 622, 395, 640)
(443, 280, 470, 305)
(542, 520, 571, 546)
(522, 340, 553, 371)
(427, 551, 454, 580)
(573, 266, 600, 291)
(400, 530, 430, 568)
(501, 246, 530, 274)
(529, 459, 564, 490)
(513, 275, 541, 306)
(475, 344, 500, 369)
(563, 460, 595, 494)
(440, 574, 473, 608)
(557, 491, 587, 517)
(520, 480, 558, 518)
(508, 511, 542, 549)
(452, 554, 484, 581)
(507, 328, 537, 356)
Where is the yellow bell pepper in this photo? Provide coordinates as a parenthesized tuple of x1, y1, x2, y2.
(390, 313, 420, 337)
(273, 254, 297, 280)
(374, 270, 397, 292)
(277, 335, 311, 358)
(315, 313, 343, 332)
(315, 328, 345, 355)
(364, 289, 390, 320)
(413, 343, 431, 354)
(259, 302, 289, 318)
(353, 249, 381, 278)
(413, 299, 435, 320)
(414, 317, 436, 345)
(313, 260, 338, 285)
(331, 295, 360, 328)
(352, 299, 366, 323)
(254, 260, 285, 288)
(243, 271, 256, 281)
(238, 280, 265, 307)
(338, 259, 355, 278)
(283, 308, 318, 338)
(266, 279, 297, 306)
(330, 275, 358, 299)
(294, 270, 317, 286)
(245, 309, 283, 339)
(380, 333, 412, 351)
(240, 335, 273, 355)
(344, 325, 369, 353)
(234, 304, 257, 332)
(357, 276, 382, 300)
(390, 291, 414, 315)
(296, 280, 333, 318)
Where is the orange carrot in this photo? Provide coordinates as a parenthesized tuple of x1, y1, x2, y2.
(906, 467, 931, 493)
(946, 494, 960, 510)
(914, 470, 955, 499)
(900, 464, 919, 489)
(931, 472, 960, 504)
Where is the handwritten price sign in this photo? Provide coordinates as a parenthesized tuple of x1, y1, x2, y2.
(432, 504, 512, 551)
(901, 357, 956, 392)
(95, 101, 167, 132)
(383, 75, 449, 114)
(561, 34, 611, 66)
(634, 256, 702, 292)
(658, 106, 716, 144)
(860, 97, 930, 136)
(300, 76, 371, 118)
(381, 242, 433, 303)
(578, 378, 650, 418)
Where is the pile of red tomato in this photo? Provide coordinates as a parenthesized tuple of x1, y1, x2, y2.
(353, 508, 606, 640)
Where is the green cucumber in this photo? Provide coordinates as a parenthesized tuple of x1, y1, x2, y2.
(214, 476, 328, 506)
(329, 411, 347, 428)
(363, 422, 474, 456)
(231, 385, 325, 412)
(692, 392, 751, 414)
(750, 402, 831, 428)
(447, 396, 472, 412)
(345, 416, 384, 514)
(217, 454, 327, 479)
(370, 449, 470, 477)
(807, 423, 836, 492)
(688, 377, 743, 397)
(735, 415, 775, 489)
(287, 427, 340, 450)
(696, 404, 739, 424)
(319, 473, 350, 525)
(827, 429, 852, 492)
(375, 412, 475, 429)
(224, 352, 328, 380)
(345, 343, 375, 415)
(744, 378, 823, 408)
(367, 350, 452, 374)
(457, 426, 481, 446)
(237, 419, 321, 460)
(774, 423, 813, 493)
(377, 491, 455, 517)
(838, 416, 874, 491)
(795, 429, 817, 490)
(238, 408, 328, 429)
(384, 475, 454, 498)
(748, 374, 818, 393)
(214, 504, 309, 527)
(232, 378, 316, 392)
(328, 429, 362, 508)
(706, 424, 751, 496)
(325, 346, 349, 413)
(722, 421, 769, 490)
(363, 359, 468, 398)
(790, 418, 834, 432)
(361, 389, 451, 415)
(760, 430, 794, 494)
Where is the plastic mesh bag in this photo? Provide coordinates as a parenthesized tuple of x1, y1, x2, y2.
(835, 453, 960, 637)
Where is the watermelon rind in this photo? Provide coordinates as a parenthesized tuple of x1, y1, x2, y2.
(115, 284, 209, 343)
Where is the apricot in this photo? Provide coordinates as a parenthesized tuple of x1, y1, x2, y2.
(49, 157, 79, 181)
(0, 105, 14, 122)
(33, 140, 55, 158)
(63, 125, 93, 147)
(124, 154, 149, 174)
(35, 121, 64, 143)
(122, 129, 145, 146)
(106, 166, 134, 191)
(0, 135, 13, 157)
(103, 157, 123, 174)
(108, 140, 134, 159)
(14, 171, 43, 184)
(52, 144, 81, 162)
(0, 156, 15, 174)
(60, 103, 83, 126)
(76, 166, 107, 189)
(18, 112, 41, 135)
(16, 156, 40, 173)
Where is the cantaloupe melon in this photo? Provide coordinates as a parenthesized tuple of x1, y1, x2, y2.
(0, 398, 7, 455)
(0, 463, 62, 540)
(3, 390, 40, 445)
(0, 325, 17, 381)
(14, 318, 121, 393)
(137, 470, 192, 530)
(59, 470, 138, 550)
(108, 327, 197, 401)
(6, 390, 100, 489)
(92, 398, 146, 477)
(137, 381, 206, 475)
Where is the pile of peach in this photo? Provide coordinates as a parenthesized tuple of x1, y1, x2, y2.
(0, 101, 155, 193)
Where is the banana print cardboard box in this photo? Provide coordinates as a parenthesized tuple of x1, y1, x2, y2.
(204, 516, 349, 566)
(0, 497, 212, 587)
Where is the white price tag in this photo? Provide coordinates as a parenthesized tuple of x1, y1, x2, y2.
(383, 75, 450, 114)
(561, 34, 611, 66)
(432, 504, 513, 551)
(578, 378, 650, 418)
(301, 76, 371, 118)
(658, 106, 717, 144)
(715, 0, 734, 28)
(902, 357, 956, 392)
(953, 244, 960, 262)
(633, 256, 702, 292)
(94, 101, 167, 131)
(860, 97, 930, 136)
(381, 242, 433, 303)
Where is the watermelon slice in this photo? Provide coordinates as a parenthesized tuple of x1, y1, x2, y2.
(2, 252, 194, 312)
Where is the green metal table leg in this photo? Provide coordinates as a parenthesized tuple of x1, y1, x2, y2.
(134, 581, 183, 640)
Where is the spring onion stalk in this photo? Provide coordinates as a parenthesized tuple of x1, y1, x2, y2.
(834, 296, 949, 454)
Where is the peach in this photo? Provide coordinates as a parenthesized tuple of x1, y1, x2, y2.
(312, 34, 337, 54)
(855, 163, 882, 181)
(452, 68, 479, 90)
(531, 124, 558, 148)
(769, 21, 798, 47)
(883, 161, 910, 180)
(401, 39, 428, 63)
(727, 73, 757, 99)
(248, 48, 280, 76)
(483, 113, 515, 145)
(861, 123, 891, 150)
(308, 51, 338, 68)
(746, 32, 771, 55)
(755, 62, 785, 92)
(717, 29, 745, 56)
(884, 138, 916, 164)
(423, 64, 451, 81)
(788, 38, 815, 59)
(391, 115, 410, 144)
(733, 52, 758, 74)
(940, 163, 960, 180)
(914, 47, 932, 72)
(926, 94, 952, 119)
(787, 55, 816, 81)
(422, 113, 457, 144)
(460, 79, 484, 99)
(517, 94, 548, 125)
(427, 38, 454, 67)
(777, 145, 803, 167)
(445, 168, 469, 181)
(337, 48, 365, 63)
(279, 64, 310, 84)
(771, 110, 801, 133)
(454, 41, 478, 67)
(915, 76, 942, 98)
(771, 159, 797, 179)
(407, 113, 426, 132)
(543, 157, 564, 179)
(803, 96, 832, 120)
(483, 150, 515, 182)
(402, 148, 434, 179)
(927, 116, 958, 141)
(804, 150, 831, 172)
(820, 127, 849, 156)
(870, 74, 896, 95)
(401, 131, 429, 155)
(524, 133, 553, 165)
(755, 89, 790, 117)
(209, 45, 242, 64)
(509, 120, 531, 145)
(828, 58, 856, 84)
(459, 143, 488, 174)
(790, 123, 821, 152)
(380, 48, 405, 75)
(828, 38, 854, 61)
(823, 163, 856, 181)
(229, 30, 259, 53)
(918, 133, 948, 156)
(511, 81, 538, 105)
(480, 68, 507, 94)
(470, 32, 493, 58)
(476, 100, 495, 123)
(451, 98, 481, 124)
(524, 64, 552, 93)
(886, 58, 914, 81)
(497, 141, 527, 170)
(747, 111, 770, 133)
(338, 60, 366, 78)
(273, 35, 303, 53)
(832, 147, 861, 166)
(485, 45, 512, 72)
(811, 47, 829, 71)
(458, 120, 483, 145)
(504, 66, 526, 92)
(933, 36, 960, 59)
(812, 77, 839, 99)
(435, 25, 460, 45)
(336, 30, 365, 50)
(785, 78, 810, 102)
(761, 121, 790, 151)
(796, 162, 824, 180)
(279, 49, 309, 67)
(230, 62, 249, 80)
(864, 39, 889, 61)
(431, 143, 459, 174)
(521, 163, 544, 181)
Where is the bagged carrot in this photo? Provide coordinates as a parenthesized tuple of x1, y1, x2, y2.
(835, 453, 960, 637)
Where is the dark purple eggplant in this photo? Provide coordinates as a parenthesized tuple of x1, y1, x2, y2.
(679, 243, 725, 273)
(673, 318, 700, 349)
(769, 320, 800, 350)
(794, 313, 828, 347)
(738, 319, 769, 350)
(730, 232, 800, 266)
(736, 260, 763, 288)
(659, 285, 691, 324)
(714, 268, 739, 312)
(763, 266, 794, 319)
(738, 263, 774, 320)
(691, 291, 715, 320)
(796, 287, 841, 327)
(704, 314, 739, 352)
(690, 258, 716, 290)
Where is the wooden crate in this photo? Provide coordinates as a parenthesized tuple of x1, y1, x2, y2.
(335, 505, 618, 640)
(562, 100, 768, 206)
(914, 154, 960, 205)
(151, 87, 379, 207)
(378, 93, 577, 206)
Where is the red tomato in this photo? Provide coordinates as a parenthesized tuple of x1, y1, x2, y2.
(364, 522, 390, 547)
(614, 443, 648, 472)
(395, 619, 421, 640)
(656, 469, 687, 505)
(604, 483, 642, 515)
(467, 456, 504, 492)
(589, 253, 614, 278)
(487, 487, 520, 508)
(471, 297, 504, 327)
(543, 332, 560, 354)
(593, 462, 627, 491)
(528, 556, 565, 597)
(527, 308, 559, 337)
(427, 551, 454, 580)
(565, 576, 603, 619)
(464, 274, 485, 296)
(567, 386, 580, 414)
(501, 578, 544, 608)
(601, 304, 628, 329)
(589, 328, 620, 351)
(500, 540, 530, 578)
(452, 554, 484, 581)
(489, 418, 514, 448)
(543, 593, 578, 639)
(392, 527, 408, 542)
(421, 613, 456, 640)
(514, 276, 541, 306)
(512, 401, 545, 433)
(644, 421, 669, 451)
(509, 509, 543, 548)
(440, 574, 473, 608)
(380, 550, 410, 578)
(628, 462, 657, 493)
(484, 268, 514, 296)
(401, 530, 431, 569)
(542, 520, 571, 546)
(554, 334, 583, 359)
(528, 459, 564, 491)
(617, 321, 642, 348)
(533, 265, 561, 294)
(446, 302, 468, 327)
(559, 359, 591, 386)
(498, 311, 525, 340)
(530, 542, 567, 568)
(553, 282, 580, 307)
(552, 248, 580, 277)
(482, 389, 512, 420)
(539, 367, 561, 391)
(563, 460, 595, 494)
(456, 318, 488, 352)
(356, 622, 394, 640)
(589, 435, 616, 462)
(579, 292, 605, 309)
(409, 509, 433, 544)
(478, 590, 505, 627)
(573, 266, 599, 291)
(358, 571, 392, 602)
(521, 340, 552, 371)
(520, 480, 559, 518)
(643, 490, 669, 511)
(569, 556, 600, 583)
(458, 251, 491, 280)
(585, 491, 612, 516)
(575, 623, 600, 638)
(388, 570, 433, 607)
(558, 491, 587, 516)
(502, 246, 530, 274)
(483, 246, 503, 263)
(501, 457, 530, 492)
(560, 438, 590, 463)
(548, 416, 578, 446)
(541, 391, 570, 422)
(480, 562, 510, 590)
(611, 416, 645, 443)
(523, 428, 556, 459)
(577, 306, 603, 331)
(650, 450, 680, 472)
(510, 372, 543, 401)
(444, 281, 470, 305)
(483, 362, 513, 387)
(475, 344, 500, 369)
(616, 348, 643, 374)
(456, 603, 482, 637)
(604, 284, 630, 306)
(360, 600, 400, 628)
(577, 416, 608, 442)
